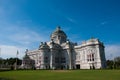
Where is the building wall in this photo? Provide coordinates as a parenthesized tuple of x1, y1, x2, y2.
(74, 39, 106, 69)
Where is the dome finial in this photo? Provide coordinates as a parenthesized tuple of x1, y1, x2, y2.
(56, 26, 61, 31)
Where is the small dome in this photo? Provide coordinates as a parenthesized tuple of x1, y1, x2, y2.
(39, 42, 50, 49)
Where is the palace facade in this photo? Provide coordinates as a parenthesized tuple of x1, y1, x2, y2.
(21, 26, 106, 69)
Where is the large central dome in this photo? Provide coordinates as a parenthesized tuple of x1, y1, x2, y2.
(51, 26, 67, 44)
(51, 26, 67, 37)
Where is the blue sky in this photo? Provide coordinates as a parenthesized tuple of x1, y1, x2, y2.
(0, 0, 120, 59)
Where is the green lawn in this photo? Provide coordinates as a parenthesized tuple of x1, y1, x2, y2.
(0, 70, 120, 80)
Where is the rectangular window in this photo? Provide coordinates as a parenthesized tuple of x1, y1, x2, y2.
(61, 58, 66, 63)
(55, 57, 59, 63)
(44, 57, 48, 63)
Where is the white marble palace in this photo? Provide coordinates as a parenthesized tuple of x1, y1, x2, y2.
(21, 26, 106, 69)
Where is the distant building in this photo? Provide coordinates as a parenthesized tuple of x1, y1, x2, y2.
(21, 26, 106, 69)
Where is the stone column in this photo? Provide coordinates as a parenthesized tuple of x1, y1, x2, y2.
(50, 49, 55, 69)
(67, 48, 73, 69)
(41, 50, 45, 69)
(50, 49, 53, 69)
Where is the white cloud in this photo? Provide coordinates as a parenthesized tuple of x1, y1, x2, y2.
(105, 44, 120, 60)
(66, 17, 77, 24)
(8, 27, 45, 45)
(0, 45, 26, 59)
(0, 24, 49, 59)
(0, 24, 48, 45)
(100, 21, 108, 25)
(96, 21, 108, 28)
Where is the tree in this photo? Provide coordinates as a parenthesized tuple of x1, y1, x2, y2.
(106, 60, 113, 69)
(1, 58, 22, 66)
(106, 56, 120, 69)
(114, 56, 120, 69)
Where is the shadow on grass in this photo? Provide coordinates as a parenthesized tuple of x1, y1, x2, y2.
(0, 77, 14, 80)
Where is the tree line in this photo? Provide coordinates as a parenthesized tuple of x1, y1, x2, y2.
(0, 56, 120, 69)
(0, 58, 22, 68)
(106, 56, 120, 69)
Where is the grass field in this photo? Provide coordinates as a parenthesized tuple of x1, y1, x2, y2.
(0, 70, 120, 80)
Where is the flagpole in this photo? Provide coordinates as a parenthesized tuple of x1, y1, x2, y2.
(15, 50, 19, 70)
